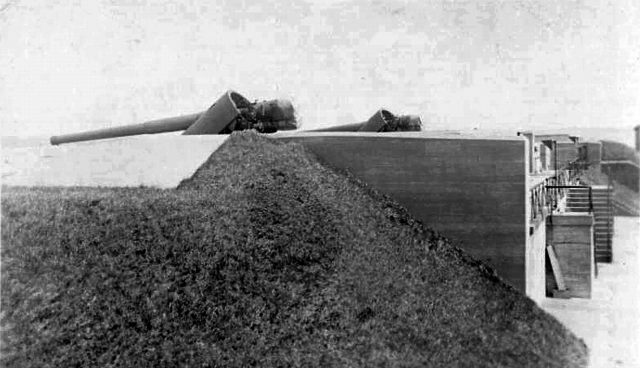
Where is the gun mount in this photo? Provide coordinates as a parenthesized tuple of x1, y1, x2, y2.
(49, 89, 424, 145)
(50, 90, 298, 145)
(308, 109, 423, 133)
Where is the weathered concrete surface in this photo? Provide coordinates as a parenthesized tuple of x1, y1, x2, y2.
(537, 134, 579, 170)
(542, 217, 640, 368)
(2, 135, 227, 188)
(546, 213, 595, 299)
(539, 143, 552, 171)
(526, 218, 547, 303)
(519, 131, 537, 174)
(582, 141, 602, 166)
(556, 142, 580, 169)
(275, 131, 529, 292)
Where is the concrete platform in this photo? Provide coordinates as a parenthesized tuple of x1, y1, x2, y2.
(2, 135, 227, 188)
(541, 217, 640, 368)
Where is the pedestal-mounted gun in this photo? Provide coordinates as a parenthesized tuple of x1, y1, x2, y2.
(50, 90, 298, 145)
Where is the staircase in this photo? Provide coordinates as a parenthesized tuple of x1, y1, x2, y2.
(566, 186, 614, 263)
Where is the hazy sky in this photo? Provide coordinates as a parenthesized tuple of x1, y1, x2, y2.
(1, 0, 639, 137)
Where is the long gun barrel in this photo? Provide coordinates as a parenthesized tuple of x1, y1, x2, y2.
(308, 109, 423, 133)
(50, 90, 298, 145)
(50, 113, 203, 145)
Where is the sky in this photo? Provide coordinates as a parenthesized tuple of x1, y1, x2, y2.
(1, 0, 639, 138)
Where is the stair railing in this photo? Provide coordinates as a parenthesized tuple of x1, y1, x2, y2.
(606, 166, 613, 261)
(545, 185, 593, 226)
(546, 184, 598, 277)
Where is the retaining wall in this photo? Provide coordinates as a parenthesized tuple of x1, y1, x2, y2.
(545, 213, 595, 298)
(276, 132, 529, 292)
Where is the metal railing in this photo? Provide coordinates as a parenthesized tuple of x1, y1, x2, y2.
(604, 165, 614, 262)
(530, 178, 565, 221)
(529, 168, 592, 222)
(545, 185, 593, 214)
(530, 179, 552, 221)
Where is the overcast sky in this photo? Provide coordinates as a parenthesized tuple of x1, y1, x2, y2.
(1, 0, 639, 137)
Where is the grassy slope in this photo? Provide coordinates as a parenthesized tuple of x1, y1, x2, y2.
(600, 140, 639, 165)
(580, 166, 640, 216)
(599, 140, 640, 193)
(1, 132, 587, 367)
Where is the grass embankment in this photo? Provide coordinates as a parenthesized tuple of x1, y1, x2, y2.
(600, 140, 639, 165)
(1, 131, 588, 367)
(599, 140, 640, 192)
(580, 166, 640, 216)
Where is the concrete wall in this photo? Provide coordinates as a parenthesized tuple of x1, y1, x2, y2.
(276, 132, 529, 292)
(2, 135, 227, 188)
(537, 135, 578, 170)
(526, 219, 547, 303)
(554, 142, 579, 170)
(546, 213, 595, 298)
(540, 143, 552, 171)
(520, 132, 537, 174)
(582, 142, 602, 166)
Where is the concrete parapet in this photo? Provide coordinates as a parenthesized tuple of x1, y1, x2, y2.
(546, 213, 595, 298)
